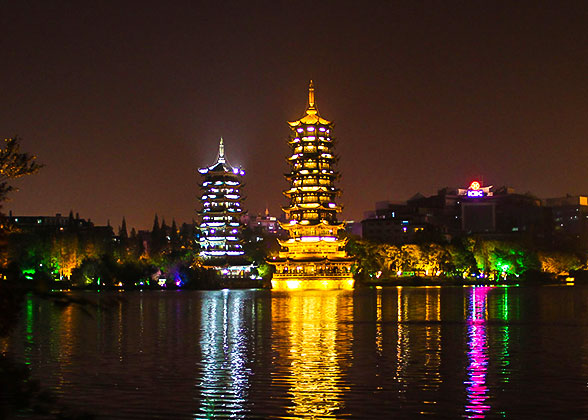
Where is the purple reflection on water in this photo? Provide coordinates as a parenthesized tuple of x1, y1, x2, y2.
(465, 286, 491, 418)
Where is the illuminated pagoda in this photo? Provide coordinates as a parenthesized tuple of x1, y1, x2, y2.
(269, 81, 355, 290)
(198, 138, 252, 277)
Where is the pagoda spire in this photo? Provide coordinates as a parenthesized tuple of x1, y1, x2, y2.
(306, 79, 317, 115)
(217, 137, 226, 163)
(289, 80, 329, 126)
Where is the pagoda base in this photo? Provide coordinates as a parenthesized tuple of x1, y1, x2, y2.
(271, 276, 354, 291)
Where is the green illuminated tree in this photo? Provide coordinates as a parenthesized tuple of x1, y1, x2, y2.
(446, 240, 476, 277)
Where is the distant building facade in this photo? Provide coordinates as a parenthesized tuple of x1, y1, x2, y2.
(362, 180, 551, 245)
(242, 208, 284, 239)
(545, 195, 588, 251)
(6, 211, 114, 239)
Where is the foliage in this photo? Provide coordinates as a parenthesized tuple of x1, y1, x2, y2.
(0, 136, 43, 207)
(346, 235, 566, 281)
(537, 251, 583, 276)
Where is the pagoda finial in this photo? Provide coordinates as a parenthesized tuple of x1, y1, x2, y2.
(306, 80, 318, 115)
(218, 137, 225, 163)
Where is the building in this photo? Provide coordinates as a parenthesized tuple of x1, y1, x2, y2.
(362, 180, 550, 245)
(361, 188, 464, 245)
(6, 210, 114, 240)
(198, 139, 254, 278)
(268, 81, 355, 290)
(8, 211, 94, 232)
(545, 195, 588, 251)
(242, 208, 284, 239)
(459, 182, 549, 242)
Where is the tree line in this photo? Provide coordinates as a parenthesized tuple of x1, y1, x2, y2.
(346, 236, 586, 282)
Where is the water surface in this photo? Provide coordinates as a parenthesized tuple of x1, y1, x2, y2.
(3, 286, 588, 419)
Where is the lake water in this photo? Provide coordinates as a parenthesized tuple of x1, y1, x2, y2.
(2, 286, 588, 419)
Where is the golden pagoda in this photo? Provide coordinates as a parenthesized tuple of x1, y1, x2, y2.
(269, 81, 355, 290)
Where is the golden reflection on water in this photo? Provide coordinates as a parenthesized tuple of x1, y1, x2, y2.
(55, 304, 75, 393)
(423, 287, 441, 395)
(395, 287, 409, 395)
(376, 288, 383, 355)
(272, 290, 353, 419)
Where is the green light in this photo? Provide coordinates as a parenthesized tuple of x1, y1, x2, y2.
(22, 268, 35, 275)
(24, 298, 33, 365)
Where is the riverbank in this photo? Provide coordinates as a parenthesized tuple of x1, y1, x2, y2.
(14, 269, 588, 293)
(355, 272, 586, 288)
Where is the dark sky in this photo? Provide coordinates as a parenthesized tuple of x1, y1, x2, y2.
(2, 1, 587, 230)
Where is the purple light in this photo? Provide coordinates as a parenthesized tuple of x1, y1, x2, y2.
(464, 287, 491, 418)
(467, 190, 484, 198)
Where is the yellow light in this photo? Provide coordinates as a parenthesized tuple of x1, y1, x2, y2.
(271, 278, 354, 291)
(286, 280, 302, 290)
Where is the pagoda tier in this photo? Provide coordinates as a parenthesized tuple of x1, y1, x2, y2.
(268, 81, 355, 290)
(198, 138, 246, 260)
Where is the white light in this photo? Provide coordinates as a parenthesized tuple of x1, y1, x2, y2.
(300, 236, 319, 242)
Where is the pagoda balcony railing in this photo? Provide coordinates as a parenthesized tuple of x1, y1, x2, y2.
(272, 272, 352, 278)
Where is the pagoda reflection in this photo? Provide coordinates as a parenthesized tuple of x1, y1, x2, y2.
(272, 290, 353, 418)
(196, 291, 252, 418)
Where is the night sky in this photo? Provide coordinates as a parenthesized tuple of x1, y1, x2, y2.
(2, 1, 587, 230)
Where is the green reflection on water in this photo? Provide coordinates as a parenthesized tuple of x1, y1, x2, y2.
(24, 297, 33, 365)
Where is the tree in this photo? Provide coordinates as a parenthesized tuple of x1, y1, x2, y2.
(0, 137, 43, 273)
(119, 217, 128, 241)
(446, 240, 476, 277)
(401, 244, 425, 274)
(0, 136, 43, 208)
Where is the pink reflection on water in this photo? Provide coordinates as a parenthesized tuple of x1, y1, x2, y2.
(465, 286, 491, 418)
